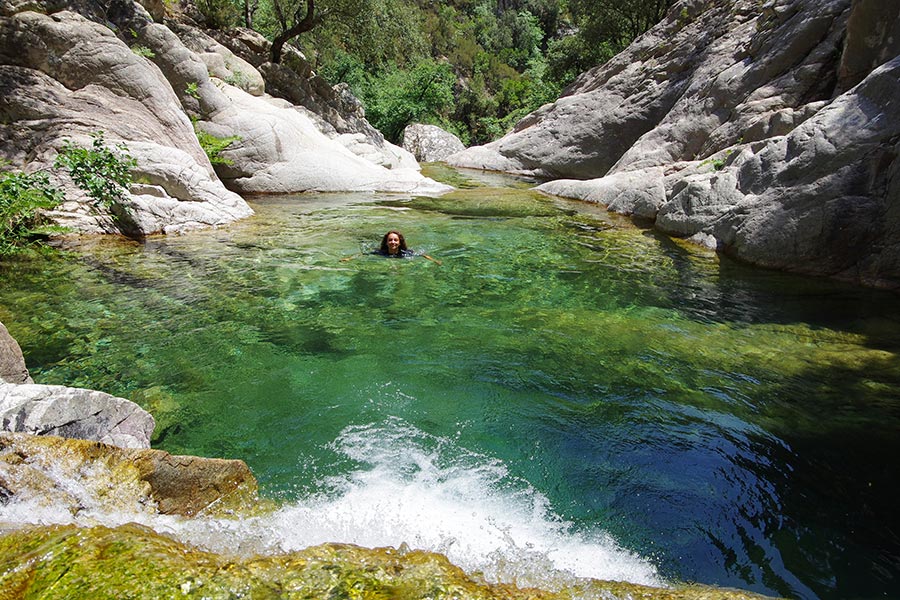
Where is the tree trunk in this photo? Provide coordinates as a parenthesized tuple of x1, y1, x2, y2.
(244, 0, 258, 29)
(270, 0, 316, 64)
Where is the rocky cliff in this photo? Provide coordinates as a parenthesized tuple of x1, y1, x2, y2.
(448, 0, 900, 290)
(0, 0, 447, 237)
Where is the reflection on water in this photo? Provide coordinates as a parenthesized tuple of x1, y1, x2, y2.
(1, 169, 898, 599)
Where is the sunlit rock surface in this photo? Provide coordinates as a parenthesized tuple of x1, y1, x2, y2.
(201, 84, 451, 195)
(0, 432, 258, 517)
(451, 0, 900, 289)
(0, 9, 253, 235)
(0, 522, 778, 600)
(0, 383, 154, 448)
(402, 123, 467, 162)
(0, 0, 448, 237)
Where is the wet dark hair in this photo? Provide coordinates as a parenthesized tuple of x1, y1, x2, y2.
(380, 230, 408, 255)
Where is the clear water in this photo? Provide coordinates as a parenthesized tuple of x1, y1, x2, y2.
(1, 167, 899, 599)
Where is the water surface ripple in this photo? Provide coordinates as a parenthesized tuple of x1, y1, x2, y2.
(1, 170, 898, 599)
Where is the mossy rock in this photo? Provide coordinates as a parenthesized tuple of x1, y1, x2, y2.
(0, 432, 262, 517)
(0, 523, 780, 600)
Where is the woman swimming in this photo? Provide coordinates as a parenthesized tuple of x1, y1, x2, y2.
(341, 230, 441, 264)
(375, 230, 412, 257)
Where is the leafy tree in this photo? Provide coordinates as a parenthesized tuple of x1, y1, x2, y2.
(244, 0, 672, 144)
(303, 0, 425, 70)
(356, 60, 456, 142)
(244, 0, 261, 27)
(576, 0, 673, 44)
(195, 0, 242, 28)
(268, 0, 317, 64)
(541, 0, 674, 88)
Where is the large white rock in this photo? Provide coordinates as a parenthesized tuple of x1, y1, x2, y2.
(449, 0, 852, 178)
(401, 123, 466, 163)
(201, 84, 451, 195)
(0, 382, 155, 449)
(459, 0, 900, 288)
(0, 10, 253, 235)
(171, 23, 266, 97)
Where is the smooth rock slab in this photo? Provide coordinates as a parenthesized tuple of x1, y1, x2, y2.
(0, 382, 155, 449)
(537, 167, 667, 220)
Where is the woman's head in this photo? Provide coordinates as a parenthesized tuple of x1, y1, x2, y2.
(380, 230, 407, 255)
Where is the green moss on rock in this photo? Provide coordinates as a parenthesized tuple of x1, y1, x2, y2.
(0, 523, 779, 600)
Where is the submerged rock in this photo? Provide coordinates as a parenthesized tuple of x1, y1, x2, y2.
(0, 522, 779, 599)
(0, 321, 155, 449)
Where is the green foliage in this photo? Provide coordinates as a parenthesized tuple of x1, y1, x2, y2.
(193, 122, 242, 166)
(54, 132, 137, 209)
(185, 82, 200, 99)
(196, 0, 241, 28)
(347, 59, 456, 143)
(0, 168, 65, 256)
(240, 0, 670, 144)
(701, 149, 734, 171)
(545, 34, 618, 89)
(223, 70, 248, 88)
(130, 45, 155, 58)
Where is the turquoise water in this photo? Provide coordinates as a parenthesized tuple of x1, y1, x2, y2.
(1, 167, 899, 598)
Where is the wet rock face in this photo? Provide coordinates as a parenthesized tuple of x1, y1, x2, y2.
(0, 521, 779, 600)
(130, 450, 258, 516)
(0, 432, 258, 516)
(452, 0, 900, 289)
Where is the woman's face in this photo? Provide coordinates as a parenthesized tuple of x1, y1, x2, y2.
(386, 232, 401, 254)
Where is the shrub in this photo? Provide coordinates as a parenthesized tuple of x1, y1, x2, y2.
(0, 168, 65, 256)
(195, 0, 240, 29)
(131, 45, 155, 58)
(185, 82, 200, 99)
(194, 124, 242, 166)
(54, 131, 137, 208)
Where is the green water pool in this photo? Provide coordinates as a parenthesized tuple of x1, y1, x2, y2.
(1, 167, 898, 599)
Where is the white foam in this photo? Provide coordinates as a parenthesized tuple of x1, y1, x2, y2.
(0, 418, 664, 591)
(256, 418, 665, 589)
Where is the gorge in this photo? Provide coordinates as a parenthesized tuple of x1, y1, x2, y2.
(2, 0, 899, 598)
